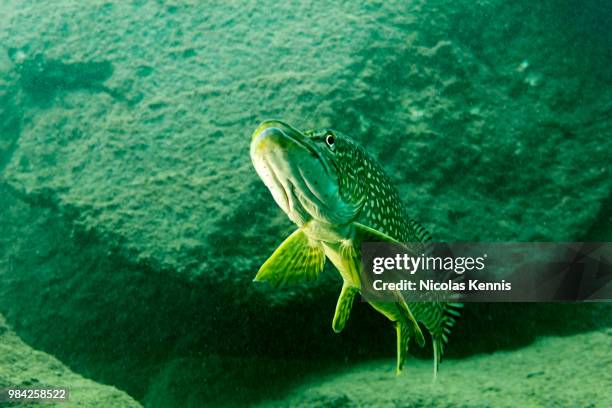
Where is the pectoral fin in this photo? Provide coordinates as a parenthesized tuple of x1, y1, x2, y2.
(254, 228, 325, 287)
(332, 283, 359, 333)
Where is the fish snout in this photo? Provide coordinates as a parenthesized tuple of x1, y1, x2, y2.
(251, 120, 291, 143)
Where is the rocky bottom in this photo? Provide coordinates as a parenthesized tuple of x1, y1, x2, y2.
(254, 329, 612, 408)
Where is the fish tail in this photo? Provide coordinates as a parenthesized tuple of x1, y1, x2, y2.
(431, 302, 463, 379)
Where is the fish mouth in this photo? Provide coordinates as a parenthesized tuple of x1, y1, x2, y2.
(251, 120, 318, 158)
(251, 120, 336, 177)
(251, 120, 363, 227)
(250, 120, 344, 225)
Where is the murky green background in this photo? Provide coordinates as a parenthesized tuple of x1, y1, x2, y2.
(0, 1, 610, 407)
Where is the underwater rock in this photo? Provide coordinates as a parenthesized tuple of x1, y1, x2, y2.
(0, 184, 352, 401)
(0, 314, 141, 407)
(0, 67, 22, 171)
(0, 0, 609, 278)
(12, 52, 113, 102)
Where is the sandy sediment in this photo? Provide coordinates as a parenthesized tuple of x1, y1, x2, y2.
(255, 330, 612, 408)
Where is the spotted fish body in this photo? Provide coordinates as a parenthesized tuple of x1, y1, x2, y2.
(250, 120, 460, 375)
(325, 129, 427, 243)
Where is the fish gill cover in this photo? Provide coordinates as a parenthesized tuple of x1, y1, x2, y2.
(0, 0, 610, 407)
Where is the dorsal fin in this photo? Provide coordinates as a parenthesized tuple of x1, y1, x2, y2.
(407, 218, 432, 243)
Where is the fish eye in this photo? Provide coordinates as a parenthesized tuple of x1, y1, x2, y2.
(325, 133, 335, 149)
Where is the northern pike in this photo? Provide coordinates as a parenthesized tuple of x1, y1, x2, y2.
(250, 120, 461, 375)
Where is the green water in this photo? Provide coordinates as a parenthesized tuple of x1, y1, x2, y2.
(0, 1, 610, 407)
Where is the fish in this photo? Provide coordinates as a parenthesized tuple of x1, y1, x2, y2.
(250, 119, 461, 375)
